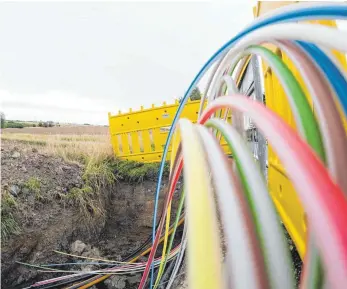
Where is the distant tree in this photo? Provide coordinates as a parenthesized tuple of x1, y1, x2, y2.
(176, 87, 202, 103)
(5, 121, 24, 128)
(32, 124, 36, 127)
(189, 87, 202, 101)
(1, 112, 5, 129)
(38, 122, 43, 127)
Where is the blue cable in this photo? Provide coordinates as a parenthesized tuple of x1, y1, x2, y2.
(150, 5, 347, 288)
(296, 41, 347, 117)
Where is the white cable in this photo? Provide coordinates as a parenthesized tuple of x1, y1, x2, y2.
(197, 125, 271, 289)
(204, 119, 295, 289)
(249, 2, 347, 28)
(217, 46, 308, 137)
(273, 40, 343, 178)
(209, 23, 347, 97)
(165, 223, 188, 289)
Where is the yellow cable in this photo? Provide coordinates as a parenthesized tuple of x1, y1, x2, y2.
(179, 119, 223, 289)
(154, 200, 172, 288)
(53, 251, 131, 264)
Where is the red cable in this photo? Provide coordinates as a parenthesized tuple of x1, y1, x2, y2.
(137, 159, 183, 289)
(199, 95, 347, 288)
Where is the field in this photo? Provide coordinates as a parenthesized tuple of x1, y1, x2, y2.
(3, 125, 109, 135)
(2, 126, 113, 164)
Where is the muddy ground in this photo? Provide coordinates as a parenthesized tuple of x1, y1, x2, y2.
(1, 140, 184, 289)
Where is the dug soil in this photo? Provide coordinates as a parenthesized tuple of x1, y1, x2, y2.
(1, 140, 183, 289)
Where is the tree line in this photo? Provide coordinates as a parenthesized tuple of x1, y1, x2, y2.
(0, 113, 56, 129)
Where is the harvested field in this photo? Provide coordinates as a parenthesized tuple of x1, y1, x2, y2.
(2, 125, 109, 135)
(1, 133, 113, 165)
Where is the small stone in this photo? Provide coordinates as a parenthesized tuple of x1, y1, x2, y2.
(55, 167, 63, 174)
(22, 187, 30, 195)
(128, 274, 141, 285)
(9, 185, 20, 196)
(32, 148, 38, 153)
(16, 276, 24, 285)
(71, 240, 87, 254)
(82, 247, 100, 258)
(81, 265, 94, 272)
(61, 165, 71, 171)
(12, 151, 20, 158)
(104, 275, 126, 289)
(21, 166, 27, 173)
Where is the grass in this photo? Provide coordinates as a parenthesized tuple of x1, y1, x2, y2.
(24, 177, 42, 199)
(66, 186, 104, 220)
(1, 133, 113, 165)
(1, 133, 166, 182)
(1, 215, 21, 241)
(1, 132, 169, 223)
(114, 159, 170, 182)
(1, 191, 20, 241)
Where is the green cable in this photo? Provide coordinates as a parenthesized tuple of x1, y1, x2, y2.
(228, 45, 325, 161)
(244, 45, 326, 289)
(153, 189, 185, 289)
(210, 45, 326, 288)
(205, 119, 294, 289)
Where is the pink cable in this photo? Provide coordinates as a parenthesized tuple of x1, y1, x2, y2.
(199, 95, 347, 288)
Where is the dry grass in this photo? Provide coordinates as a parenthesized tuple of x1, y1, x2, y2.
(1, 133, 114, 165)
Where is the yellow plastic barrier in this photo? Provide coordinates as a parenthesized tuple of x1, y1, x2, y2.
(108, 100, 231, 162)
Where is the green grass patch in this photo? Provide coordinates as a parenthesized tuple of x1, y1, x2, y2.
(113, 159, 170, 182)
(66, 157, 116, 220)
(1, 192, 20, 240)
(24, 177, 42, 200)
(1, 214, 21, 241)
(67, 186, 104, 219)
(83, 157, 116, 190)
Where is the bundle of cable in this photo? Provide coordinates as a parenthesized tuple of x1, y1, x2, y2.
(23, 3, 347, 289)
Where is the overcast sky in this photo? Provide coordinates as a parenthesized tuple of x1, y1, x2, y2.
(0, 1, 254, 125)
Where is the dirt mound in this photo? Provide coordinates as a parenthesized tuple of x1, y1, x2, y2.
(1, 140, 177, 289)
(2, 140, 84, 201)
